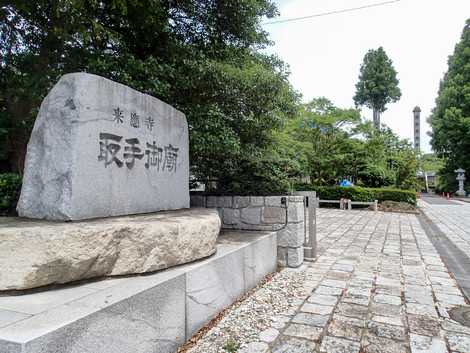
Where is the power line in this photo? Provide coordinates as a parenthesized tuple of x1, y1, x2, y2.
(263, 0, 401, 25)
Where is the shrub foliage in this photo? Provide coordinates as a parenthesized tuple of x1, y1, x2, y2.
(0, 173, 21, 215)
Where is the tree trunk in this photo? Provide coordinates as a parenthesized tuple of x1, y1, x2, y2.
(373, 109, 380, 129)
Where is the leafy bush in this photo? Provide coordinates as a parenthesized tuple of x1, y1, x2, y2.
(357, 164, 395, 188)
(375, 188, 417, 205)
(0, 173, 22, 215)
(294, 183, 416, 205)
(214, 154, 292, 196)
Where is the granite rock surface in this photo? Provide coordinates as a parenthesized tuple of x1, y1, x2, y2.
(0, 209, 220, 291)
(17, 72, 189, 220)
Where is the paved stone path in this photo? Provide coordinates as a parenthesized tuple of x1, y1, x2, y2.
(420, 198, 470, 300)
(420, 198, 470, 257)
(272, 209, 470, 353)
(420, 197, 460, 205)
(188, 209, 470, 353)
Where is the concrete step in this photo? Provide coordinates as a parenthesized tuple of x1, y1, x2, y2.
(0, 231, 277, 353)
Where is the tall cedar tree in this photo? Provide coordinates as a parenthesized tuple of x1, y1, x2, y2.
(430, 19, 470, 191)
(353, 47, 401, 129)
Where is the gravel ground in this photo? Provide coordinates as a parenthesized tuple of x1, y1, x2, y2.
(182, 267, 312, 353)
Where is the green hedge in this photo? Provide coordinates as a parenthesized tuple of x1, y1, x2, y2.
(0, 173, 22, 216)
(294, 184, 417, 205)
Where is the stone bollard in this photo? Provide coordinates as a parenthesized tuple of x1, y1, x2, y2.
(294, 191, 317, 262)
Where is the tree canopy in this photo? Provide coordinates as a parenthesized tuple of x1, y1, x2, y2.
(353, 47, 401, 129)
(0, 2, 421, 194)
(273, 98, 418, 189)
(0, 0, 298, 193)
(429, 19, 470, 192)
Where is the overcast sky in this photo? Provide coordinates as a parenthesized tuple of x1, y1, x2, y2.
(263, 0, 470, 153)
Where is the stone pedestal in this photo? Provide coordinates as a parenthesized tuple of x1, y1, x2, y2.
(0, 231, 276, 353)
(456, 177, 466, 196)
(456, 188, 466, 197)
(0, 209, 220, 291)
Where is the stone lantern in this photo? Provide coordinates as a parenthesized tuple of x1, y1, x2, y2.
(455, 168, 466, 196)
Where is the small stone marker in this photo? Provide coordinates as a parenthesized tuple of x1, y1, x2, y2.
(17, 73, 189, 220)
(455, 168, 466, 197)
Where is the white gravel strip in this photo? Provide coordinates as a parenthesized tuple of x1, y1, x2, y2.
(184, 267, 310, 353)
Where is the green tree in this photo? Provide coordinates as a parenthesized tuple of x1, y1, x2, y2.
(301, 98, 361, 184)
(0, 1, 299, 193)
(353, 47, 401, 129)
(419, 153, 444, 173)
(274, 98, 362, 185)
(429, 19, 470, 193)
(275, 98, 419, 190)
(356, 124, 418, 189)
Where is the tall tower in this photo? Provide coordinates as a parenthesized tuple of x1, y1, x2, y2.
(413, 106, 421, 151)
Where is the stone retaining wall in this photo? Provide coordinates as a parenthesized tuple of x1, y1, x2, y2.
(190, 194, 305, 267)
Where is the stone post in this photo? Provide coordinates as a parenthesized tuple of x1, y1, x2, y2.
(294, 191, 317, 262)
(277, 196, 305, 267)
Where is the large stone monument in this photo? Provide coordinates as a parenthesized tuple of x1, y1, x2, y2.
(18, 73, 189, 220)
(1, 73, 220, 291)
(456, 168, 466, 196)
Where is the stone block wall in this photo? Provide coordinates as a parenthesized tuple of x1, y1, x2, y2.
(190, 194, 305, 267)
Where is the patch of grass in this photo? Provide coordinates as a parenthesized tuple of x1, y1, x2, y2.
(223, 339, 240, 353)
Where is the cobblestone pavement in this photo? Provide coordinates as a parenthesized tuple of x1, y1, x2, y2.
(420, 198, 470, 256)
(187, 209, 470, 353)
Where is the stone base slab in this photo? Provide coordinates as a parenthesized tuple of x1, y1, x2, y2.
(0, 208, 220, 291)
(0, 230, 277, 353)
